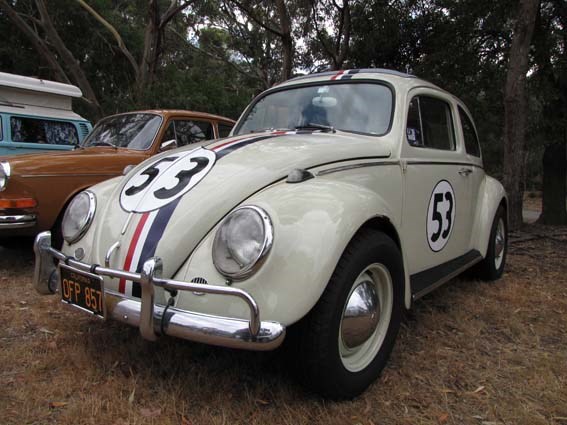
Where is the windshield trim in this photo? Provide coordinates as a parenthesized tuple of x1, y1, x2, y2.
(82, 112, 163, 151)
(233, 79, 396, 137)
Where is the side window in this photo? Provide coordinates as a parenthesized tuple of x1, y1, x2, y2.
(218, 122, 233, 138)
(10, 117, 78, 145)
(458, 106, 481, 157)
(0, 118, 3, 141)
(173, 120, 214, 146)
(163, 121, 176, 142)
(406, 97, 423, 146)
(406, 96, 455, 151)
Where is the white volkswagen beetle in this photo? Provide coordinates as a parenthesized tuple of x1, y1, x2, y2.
(34, 69, 507, 399)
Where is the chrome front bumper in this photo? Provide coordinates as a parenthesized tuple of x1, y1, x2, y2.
(0, 214, 36, 229)
(33, 231, 285, 351)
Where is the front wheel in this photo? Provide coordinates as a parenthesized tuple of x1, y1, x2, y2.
(292, 230, 404, 399)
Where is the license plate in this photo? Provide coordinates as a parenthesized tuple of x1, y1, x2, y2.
(59, 264, 106, 318)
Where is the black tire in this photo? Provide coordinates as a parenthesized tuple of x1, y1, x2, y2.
(291, 230, 404, 399)
(472, 205, 507, 281)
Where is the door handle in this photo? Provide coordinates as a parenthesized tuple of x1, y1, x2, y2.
(458, 167, 473, 176)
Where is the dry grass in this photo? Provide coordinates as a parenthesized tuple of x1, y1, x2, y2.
(1, 226, 567, 425)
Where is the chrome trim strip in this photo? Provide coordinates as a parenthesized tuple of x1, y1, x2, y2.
(33, 231, 285, 350)
(411, 255, 483, 301)
(20, 173, 117, 178)
(317, 161, 398, 176)
(0, 214, 36, 229)
(406, 160, 484, 169)
(120, 212, 134, 235)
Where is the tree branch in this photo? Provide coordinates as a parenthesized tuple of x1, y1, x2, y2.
(76, 0, 139, 76)
(0, 0, 70, 83)
(159, 0, 193, 28)
(229, 0, 284, 37)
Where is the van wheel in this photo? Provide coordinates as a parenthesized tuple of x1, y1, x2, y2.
(294, 230, 404, 399)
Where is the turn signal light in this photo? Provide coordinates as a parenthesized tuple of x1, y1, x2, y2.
(0, 198, 37, 209)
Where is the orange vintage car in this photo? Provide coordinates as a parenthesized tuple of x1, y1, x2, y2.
(0, 110, 235, 245)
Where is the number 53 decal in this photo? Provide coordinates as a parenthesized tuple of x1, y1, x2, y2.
(120, 148, 216, 212)
(426, 180, 456, 252)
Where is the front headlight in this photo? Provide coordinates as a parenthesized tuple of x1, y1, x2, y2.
(0, 161, 11, 192)
(212, 206, 273, 280)
(62, 191, 96, 244)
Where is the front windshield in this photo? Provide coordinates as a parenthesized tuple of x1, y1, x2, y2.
(82, 113, 162, 150)
(236, 82, 393, 136)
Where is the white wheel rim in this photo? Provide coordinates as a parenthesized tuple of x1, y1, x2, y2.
(338, 263, 393, 372)
(494, 218, 506, 270)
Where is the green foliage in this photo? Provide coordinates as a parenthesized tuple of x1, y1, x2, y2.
(0, 0, 563, 186)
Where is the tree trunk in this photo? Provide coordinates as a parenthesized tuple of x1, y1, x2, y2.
(137, 0, 161, 97)
(538, 142, 567, 224)
(275, 0, 293, 81)
(35, 0, 103, 118)
(502, 0, 540, 230)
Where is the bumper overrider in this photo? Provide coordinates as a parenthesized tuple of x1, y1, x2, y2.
(33, 231, 286, 351)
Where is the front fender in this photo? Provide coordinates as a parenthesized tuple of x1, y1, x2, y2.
(174, 172, 404, 326)
(471, 175, 507, 257)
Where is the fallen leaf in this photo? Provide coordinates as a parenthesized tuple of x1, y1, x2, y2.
(128, 387, 135, 405)
(473, 386, 485, 394)
(140, 407, 161, 418)
(181, 416, 191, 425)
(438, 413, 449, 424)
(256, 399, 269, 405)
(19, 301, 27, 306)
(49, 401, 68, 409)
(39, 328, 54, 335)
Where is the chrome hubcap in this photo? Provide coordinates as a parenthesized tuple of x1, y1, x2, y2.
(339, 263, 393, 372)
(494, 218, 505, 269)
(341, 281, 380, 348)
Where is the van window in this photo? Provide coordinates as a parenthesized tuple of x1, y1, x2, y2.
(11, 116, 78, 145)
(0, 119, 3, 141)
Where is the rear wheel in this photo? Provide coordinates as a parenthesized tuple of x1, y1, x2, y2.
(293, 230, 404, 399)
(473, 205, 507, 281)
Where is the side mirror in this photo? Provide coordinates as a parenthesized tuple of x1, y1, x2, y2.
(160, 139, 177, 151)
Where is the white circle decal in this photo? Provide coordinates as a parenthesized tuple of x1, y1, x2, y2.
(120, 147, 216, 212)
(426, 180, 456, 252)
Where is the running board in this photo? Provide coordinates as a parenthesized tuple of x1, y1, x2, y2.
(410, 250, 482, 301)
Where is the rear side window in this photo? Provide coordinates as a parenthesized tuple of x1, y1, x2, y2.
(0, 119, 3, 141)
(406, 96, 455, 151)
(173, 120, 214, 146)
(10, 116, 78, 145)
(458, 106, 481, 157)
(218, 123, 233, 138)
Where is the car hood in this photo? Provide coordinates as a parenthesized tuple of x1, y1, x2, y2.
(94, 131, 392, 287)
(2, 147, 145, 176)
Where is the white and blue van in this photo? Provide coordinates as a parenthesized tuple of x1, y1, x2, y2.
(0, 72, 92, 156)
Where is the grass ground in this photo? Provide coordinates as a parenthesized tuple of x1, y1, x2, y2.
(1, 225, 566, 425)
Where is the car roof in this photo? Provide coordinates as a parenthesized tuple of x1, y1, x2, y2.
(101, 110, 236, 124)
(278, 68, 445, 93)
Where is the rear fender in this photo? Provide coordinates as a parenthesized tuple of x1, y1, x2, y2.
(470, 175, 507, 257)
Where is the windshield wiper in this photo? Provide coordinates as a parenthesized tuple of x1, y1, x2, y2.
(91, 141, 118, 149)
(294, 123, 336, 133)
